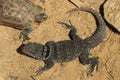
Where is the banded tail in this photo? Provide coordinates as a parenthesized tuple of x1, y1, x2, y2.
(67, 7, 106, 48)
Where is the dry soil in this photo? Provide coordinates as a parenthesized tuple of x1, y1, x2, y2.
(0, 0, 120, 80)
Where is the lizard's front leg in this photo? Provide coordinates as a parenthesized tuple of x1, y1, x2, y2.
(36, 59, 54, 75)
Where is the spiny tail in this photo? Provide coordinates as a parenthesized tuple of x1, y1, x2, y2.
(67, 7, 106, 48)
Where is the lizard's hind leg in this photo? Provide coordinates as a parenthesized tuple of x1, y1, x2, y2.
(79, 50, 99, 76)
(58, 21, 83, 40)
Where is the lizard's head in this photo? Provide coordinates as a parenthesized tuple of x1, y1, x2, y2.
(17, 42, 50, 60)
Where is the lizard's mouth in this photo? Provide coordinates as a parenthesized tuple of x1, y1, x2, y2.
(17, 44, 25, 55)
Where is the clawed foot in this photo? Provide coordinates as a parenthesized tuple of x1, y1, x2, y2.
(30, 68, 43, 80)
(57, 20, 75, 30)
(87, 57, 99, 76)
(34, 67, 44, 76)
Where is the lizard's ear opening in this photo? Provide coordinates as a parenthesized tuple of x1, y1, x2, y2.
(42, 46, 51, 60)
(42, 52, 50, 60)
(44, 52, 50, 60)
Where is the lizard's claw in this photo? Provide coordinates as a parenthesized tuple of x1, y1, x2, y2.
(87, 57, 99, 77)
(57, 20, 75, 29)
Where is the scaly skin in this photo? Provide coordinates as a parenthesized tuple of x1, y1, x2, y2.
(17, 7, 106, 76)
(0, 0, 47, 41)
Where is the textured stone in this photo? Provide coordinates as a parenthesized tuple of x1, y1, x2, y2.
(104, 0, 120, 31)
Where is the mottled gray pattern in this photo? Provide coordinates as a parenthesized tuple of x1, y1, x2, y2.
(17, 7, 106, 76)
(0, 0, 47, 41)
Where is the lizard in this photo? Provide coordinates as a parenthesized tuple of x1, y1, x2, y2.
(17, 7, 106, 76)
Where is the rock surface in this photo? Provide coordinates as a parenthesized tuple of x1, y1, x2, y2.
(0, 0, 120, 80)
(104, 0, 120, 31)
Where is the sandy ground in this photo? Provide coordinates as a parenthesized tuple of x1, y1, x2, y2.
(0, 0, 120, 80)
